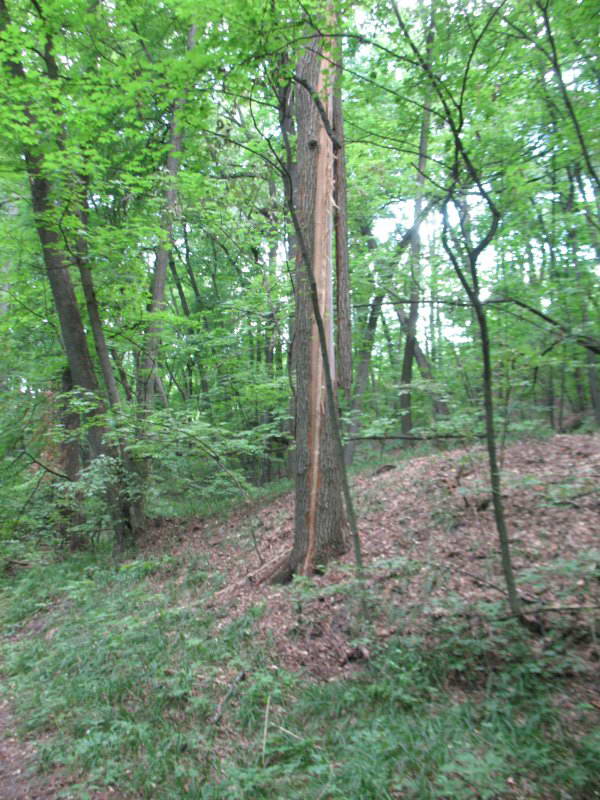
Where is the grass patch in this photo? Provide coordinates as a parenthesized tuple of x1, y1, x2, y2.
(1, 556, 273, 797)
(213, 628, 600, 800)
(2, 554, 599, 798)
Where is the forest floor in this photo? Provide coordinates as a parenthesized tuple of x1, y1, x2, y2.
(145, 431, 600, 682)
(1, 432, 599, 799)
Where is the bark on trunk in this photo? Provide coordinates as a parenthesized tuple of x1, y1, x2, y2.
(27, 165, 104, 460)
(345, 294, 384, 465)
(272, 33, 348, 581)
(333, 55, 352, 402)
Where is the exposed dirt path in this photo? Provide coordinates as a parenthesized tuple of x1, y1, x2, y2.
(0, 693, 126, 799)
(0, 697, 51, 800)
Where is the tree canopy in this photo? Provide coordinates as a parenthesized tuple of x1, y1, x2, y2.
(0, 0, 598, 559)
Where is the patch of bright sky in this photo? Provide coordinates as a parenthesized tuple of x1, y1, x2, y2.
(371, 194, 500, 347)
(373, 198, 496, 290)
(545, 67, 582, 87)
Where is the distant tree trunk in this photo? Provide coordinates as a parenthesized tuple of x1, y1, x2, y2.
(345, 294, 384, 465)
(557, 359, 566, 431)
(110, 349, 133, 402)
(587, 353, 600, 425)
(398, 307, 417, 438)
(182, 222, 202, 304)
(381, 313, 399, 371)
(394, 302, 448, 418)
(573, 365, 586, 414)
(546, 366, 556, 428)
(169, 255, 191, 317)
(138, 113, 182, 407)
(260, 191, 287, 484)
(398, 21, 433, 441)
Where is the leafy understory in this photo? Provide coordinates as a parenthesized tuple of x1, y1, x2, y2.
(2, 435, 599, 799)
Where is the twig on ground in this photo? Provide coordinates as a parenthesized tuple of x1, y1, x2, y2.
(210, 670, 246, 725)
(261, 694, 271, 765)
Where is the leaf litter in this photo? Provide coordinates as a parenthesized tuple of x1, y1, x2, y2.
(153, 434, 600, 683)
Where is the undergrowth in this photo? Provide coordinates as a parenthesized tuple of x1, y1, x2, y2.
(1, 553, 599, 799)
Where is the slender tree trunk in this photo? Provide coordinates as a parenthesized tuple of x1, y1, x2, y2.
(169, 254, 191, 317)
(399, 318, 417, 438)
(442, 204, 522, 621)
(110, 349, 133, 402)
(182, 222, 202, 304)
(381, 313, 399, 371)
(345, 294, 384, 464)
(75, 188, 122, 408)
(475, 298, 522, 617)
(398, 19, 433, 441)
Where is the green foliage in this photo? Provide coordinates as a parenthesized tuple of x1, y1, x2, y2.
(2, 549, 599, 799)
(0, 0, 599, 793)
(2, 557, 269, 797)
(1, 0, 599, 559)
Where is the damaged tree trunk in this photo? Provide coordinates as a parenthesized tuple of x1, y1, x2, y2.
(271, 31, 348, 582)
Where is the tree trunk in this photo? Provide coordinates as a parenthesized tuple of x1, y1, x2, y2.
(395, 303, 448, 418)
(273, 32, 348, 581)
(27, 165, 104, 461)
(398, 69, 431, 441)
(75, 187, 121, 409)
(333, 54, 352, 403)
(138, 116, 182, 406)
(441, 201, 522, 621)
(345, 294, 384, 464)
(3, 3, 140, 549)
(587, 352, 600, 425)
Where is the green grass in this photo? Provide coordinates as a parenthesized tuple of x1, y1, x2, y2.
(2, 553, 600, 799)
(215, 626, 599, 800)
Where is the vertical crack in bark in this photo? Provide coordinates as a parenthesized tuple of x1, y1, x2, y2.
(303, 47, 335, 575)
